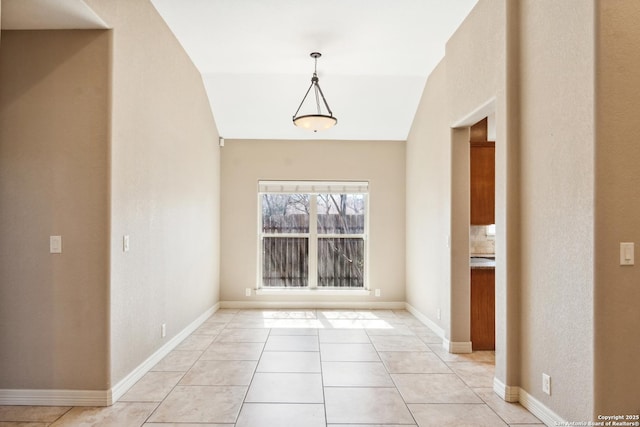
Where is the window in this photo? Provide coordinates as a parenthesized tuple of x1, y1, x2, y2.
(258, 181, 368, 290)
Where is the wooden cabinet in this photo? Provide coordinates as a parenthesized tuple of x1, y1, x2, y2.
(471, 268, 495, 351)
(470, 118, 495, 225)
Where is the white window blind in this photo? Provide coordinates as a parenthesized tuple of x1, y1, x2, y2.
(258, 180, 369, 194)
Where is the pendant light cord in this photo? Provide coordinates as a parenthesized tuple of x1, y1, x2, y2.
(313, 55, 321, 113)
(292, 53, 335, 120)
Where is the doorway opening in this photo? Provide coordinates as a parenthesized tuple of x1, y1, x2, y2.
(469, 117, 496, 353)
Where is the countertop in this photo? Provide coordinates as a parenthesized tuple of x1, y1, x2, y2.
(470, 256, 496, 269)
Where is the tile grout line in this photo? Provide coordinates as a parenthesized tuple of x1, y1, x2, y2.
(316, 311, 330, 427)
(235, 314, 271, 425)
(468, 385, 513, 427)
(138, 311, 230, 426)
(367, 322, 420, 427)
(47, 406, 74, 426)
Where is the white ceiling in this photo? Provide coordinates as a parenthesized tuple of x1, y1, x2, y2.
(1, 0, 108, 30)
(151, 0, 478, 141)
(2, 0, 477, 141)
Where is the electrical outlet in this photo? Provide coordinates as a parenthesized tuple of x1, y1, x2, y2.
(437, 309, 441, 320)
(245, 288, 252, 297)
(374, 289, 381, 297)
(161, 323, 166, 338)
(123, 235, 130, 252)
(542, 373, 551, 395)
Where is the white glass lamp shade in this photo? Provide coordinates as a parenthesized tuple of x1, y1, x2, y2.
(293, 114, 337, 131)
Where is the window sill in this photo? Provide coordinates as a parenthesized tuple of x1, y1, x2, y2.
(255, 288, 371, 296)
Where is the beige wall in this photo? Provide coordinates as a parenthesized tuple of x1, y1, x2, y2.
(519, 0, 595, 418)
(405, 61, 452, 333)
(0, 30, 111, 389)
(407, 0, 600, 419)
(86, 0, 221, 385)
(1, 0, 221, 392)
(220, 139, 405, 306)
(406, 0, 512, 369)
(594, 0, 640, 414)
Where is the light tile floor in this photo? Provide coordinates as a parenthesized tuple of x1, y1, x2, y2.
(0, 309, 543, 427)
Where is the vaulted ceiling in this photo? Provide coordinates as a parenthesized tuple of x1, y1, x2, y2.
(150, 0, 478, 141)
(2, 0, 478, 141)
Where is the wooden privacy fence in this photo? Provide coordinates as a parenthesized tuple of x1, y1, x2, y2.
(262, 214, 364, 234)
(262, 237, 309, 287)
(262, 214, 365, 288)
(317, 237, 364, 287)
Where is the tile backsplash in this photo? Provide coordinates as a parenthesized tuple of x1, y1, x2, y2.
(470, 225, 495, 255)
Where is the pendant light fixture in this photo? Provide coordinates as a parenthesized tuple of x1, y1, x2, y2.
(292, 52, 337, 132)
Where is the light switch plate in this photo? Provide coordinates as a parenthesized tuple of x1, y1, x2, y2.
(50, 236, 62, 254)
(620, 242, 634, 266)
(123, 235, 130, 252)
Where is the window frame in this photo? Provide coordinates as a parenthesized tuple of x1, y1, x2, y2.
(256, 180, 369, 292)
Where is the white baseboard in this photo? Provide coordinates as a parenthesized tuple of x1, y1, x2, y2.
(110, 303, 219, 403)
(220, 300, 406, 310)
(404, 304, 471, 354)
(443, 339, 473, 354)
(404, 303, 445, 338)
(404, 302, 565, 427)
(518, 388, 566, 427)
(0, 303, 220, 407)
(0, 388, 110, 407)
(493, 377, 519, 402)
(491, 379, 565, 426)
